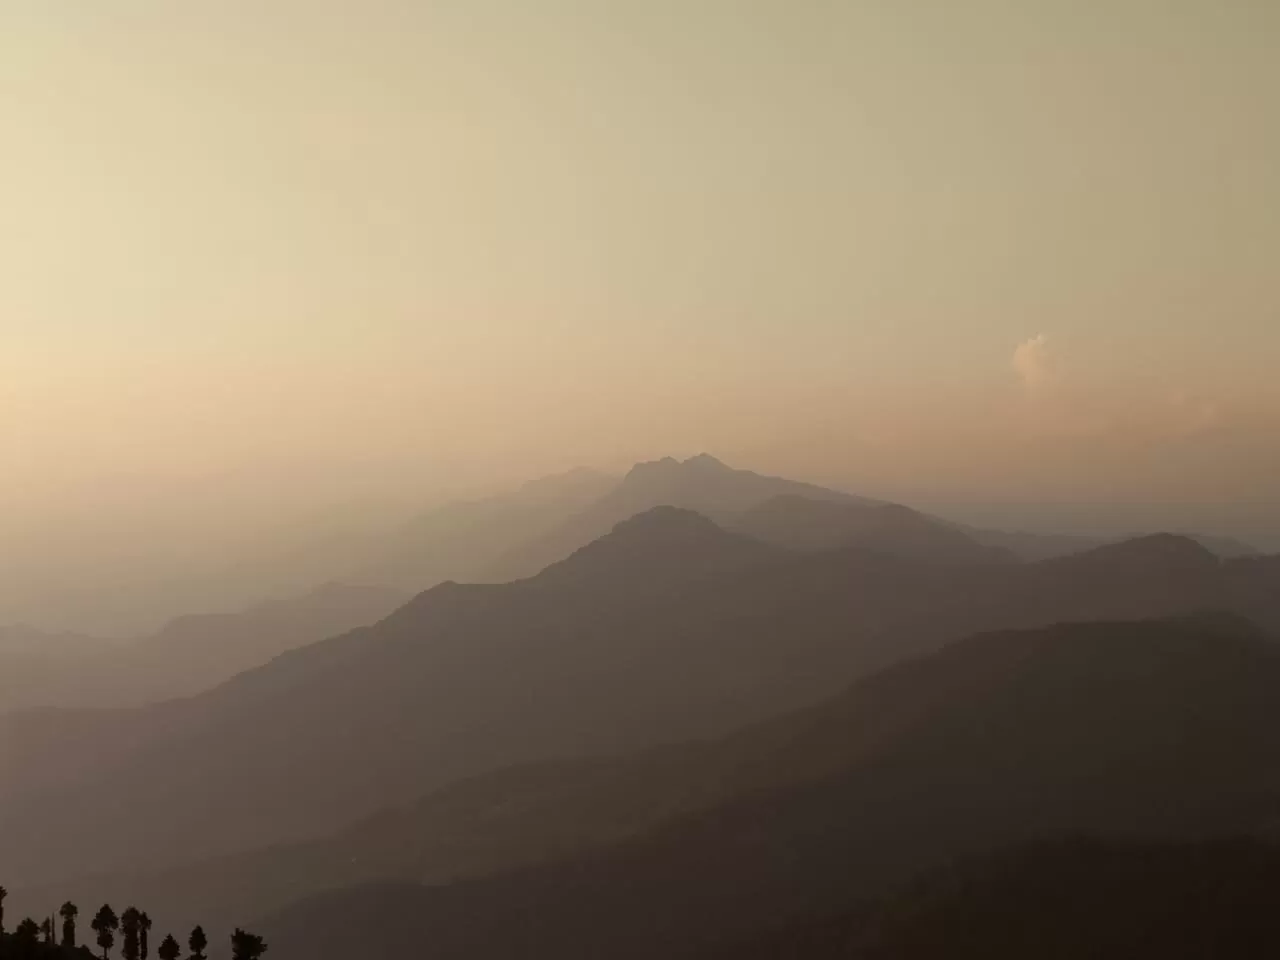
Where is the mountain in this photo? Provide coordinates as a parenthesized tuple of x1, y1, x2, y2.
(252, 614, 1280, 959)
(356, 467, 617, 591)
(714, 838, 1280, 959)
(733, 495, 1015, 565)
(0, 582, 407, 711)
(22, 603, 1280, 941)
(3, 517, 1276, 896)
(482, 454, 870, 581)
(0, 508, 783, 887)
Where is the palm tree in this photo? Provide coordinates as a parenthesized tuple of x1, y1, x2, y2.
(188, 925, 208, 960)
(91, 904, 120, 960)
(61, 902, 80, 947)
(121, 907, 142, 960)
(0, 884, 7, 934)
(140, 912, 153, 960)
(156, 934, 181, 960)
(229, 929, 268, 960)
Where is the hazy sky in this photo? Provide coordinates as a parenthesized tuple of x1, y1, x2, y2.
(4, 1, 1279, 626)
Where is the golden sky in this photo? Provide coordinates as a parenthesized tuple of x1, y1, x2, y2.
(3, 0, 1278, 543)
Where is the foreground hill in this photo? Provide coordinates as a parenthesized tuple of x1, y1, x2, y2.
(0, 582, 406, 711)
(3, 515, 1276, 893)
(713, 838, 1280, 959)
(30, 613, 1280, 945)
(254, 614, 1280, 959)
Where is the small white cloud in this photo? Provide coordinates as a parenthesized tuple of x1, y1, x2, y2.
(1012, 334, 1055, 391)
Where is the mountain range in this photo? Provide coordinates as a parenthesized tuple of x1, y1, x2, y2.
(247, 614, 1280, 959)
(0, 583, 406, 712)
(4, 454, 1278, 959)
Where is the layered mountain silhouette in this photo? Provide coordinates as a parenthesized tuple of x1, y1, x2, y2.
(8, 512, 1278, 930)
(0, 583, 406, 711)
(246, 614, 1280, 959)
(732, 495, 1015, 565)
(479, 454, 875, 581)
(358, 455, 1252, 593)
(356, 467, 617, 591)
(3, 512, 1275, 892)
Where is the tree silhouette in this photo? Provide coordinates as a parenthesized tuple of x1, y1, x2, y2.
(1, 884, 7, 934)
(156, 934, 181, 960)
(121, 907, 142, 960)
(140, 912, 152, 960)
(15, 918, 41, 959)
(40, 916, 54, 944)
(60, 901, 79, 947)
(91, 904, 120, 960)
(187, 925, 208, 960)
(15, 918, 40, 940)
(229, 929, 268, 960)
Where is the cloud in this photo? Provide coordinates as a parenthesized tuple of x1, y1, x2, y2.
(1012, 334, 1055, 392)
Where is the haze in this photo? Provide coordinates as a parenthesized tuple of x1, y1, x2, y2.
(3, 0, 1278, 631)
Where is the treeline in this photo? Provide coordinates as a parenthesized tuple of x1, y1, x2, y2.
(0, 888, 265, 960)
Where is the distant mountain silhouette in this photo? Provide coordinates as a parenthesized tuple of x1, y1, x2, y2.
(250, 614, 1280, 959)
(2, 516, 1276, 895)
(482, 454, 870, 581)
(357, 467, 616, 590)
(733, 495, 1015, 565)
(0, 583, 406, 711)
(714, 838, 1280, 959)
(356, 454, 1253, 586)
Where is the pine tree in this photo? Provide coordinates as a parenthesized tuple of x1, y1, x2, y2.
(156, 934, 181, 960)
(187, 925, 208, 960)
(60, 902, 80, 947)
(229, 929, 268, 960)
(121, 907, 142, 960)
(91, 904, 120, 960)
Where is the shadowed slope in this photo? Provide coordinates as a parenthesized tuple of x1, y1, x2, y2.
(255, 614, 1280, 959)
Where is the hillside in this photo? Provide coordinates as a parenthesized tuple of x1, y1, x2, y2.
(3, 514, 1276, 895)
(24, 613, 1280, 945)
(253, 614, 1280, 959)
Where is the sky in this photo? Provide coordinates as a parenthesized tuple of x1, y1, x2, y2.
(3, 0, 1279, 628)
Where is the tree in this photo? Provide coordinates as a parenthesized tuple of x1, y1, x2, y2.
(156, 934, 181, 960)
(121, 907, 142, 960)
(230, 929, 268, 960)
(92, 904, 120, 960)
(41, 916, 54, 944)
(140, 912, 153, 960)
(15, 917, 40, 941)
(188, 925, 208, 960)
(61, 902, 80, 948)
(15, 918, 41, 959)
(1, 884, 7, 934)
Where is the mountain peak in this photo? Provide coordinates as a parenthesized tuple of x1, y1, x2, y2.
(1076, 532, 1219, 568)
(534, 506, 777, 590)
